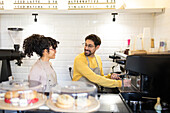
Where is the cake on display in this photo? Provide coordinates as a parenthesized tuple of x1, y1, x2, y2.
(4, 90, 38, 107)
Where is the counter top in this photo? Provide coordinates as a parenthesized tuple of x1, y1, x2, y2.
(0, 93, 129, 113)
(95, 93, 129, 113)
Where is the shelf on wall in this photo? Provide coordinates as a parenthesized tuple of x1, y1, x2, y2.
(0, 8, 165, 15)
(117, 8, 165, 14)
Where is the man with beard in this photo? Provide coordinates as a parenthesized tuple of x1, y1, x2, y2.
(72, 34, 125, 88)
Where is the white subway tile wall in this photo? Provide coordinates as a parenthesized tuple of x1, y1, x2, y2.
(0, 13, 154, 82)
(154, 8, 170, 50)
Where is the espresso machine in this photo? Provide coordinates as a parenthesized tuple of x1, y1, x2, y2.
(109, 52, 127, 73)
(120, 54, 170, 113)
(97, 52, 127, 94)
(0, 28, 25, 82)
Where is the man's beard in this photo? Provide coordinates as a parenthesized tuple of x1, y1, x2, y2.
(84, 49, 92, 56)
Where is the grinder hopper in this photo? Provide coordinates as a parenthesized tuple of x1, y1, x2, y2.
(8, 27, 23, 51)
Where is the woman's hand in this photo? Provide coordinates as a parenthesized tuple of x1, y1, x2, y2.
(111, 73, 121, 80)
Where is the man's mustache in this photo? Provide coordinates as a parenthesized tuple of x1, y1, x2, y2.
(85, 49, 91, 52)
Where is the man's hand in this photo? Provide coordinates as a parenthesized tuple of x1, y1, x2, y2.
(123, 78, 131, 87)
(111, 73, 131, 87)
(111, 73, 121, 80)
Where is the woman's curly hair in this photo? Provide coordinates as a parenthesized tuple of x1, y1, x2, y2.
(23, 34, 59, 57)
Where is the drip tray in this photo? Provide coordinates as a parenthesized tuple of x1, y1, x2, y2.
(97, 87, 119, 94)
(120, 92, 143, 101)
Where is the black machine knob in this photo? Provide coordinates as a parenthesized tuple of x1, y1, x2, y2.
(132, 101, 138, 112)
(116, 59, 126, 65)
(109, 55, 121, 59)
(138, 101, 142, 111)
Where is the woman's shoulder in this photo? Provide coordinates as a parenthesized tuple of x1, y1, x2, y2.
(30, 59, 43, 72)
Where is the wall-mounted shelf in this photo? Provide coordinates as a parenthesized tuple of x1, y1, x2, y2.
(0, 8, 164, 15)
(116, 8, 165, 14)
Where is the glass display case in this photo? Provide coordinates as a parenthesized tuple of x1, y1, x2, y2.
(46, 81, 100, 112)
(0, 80, 47, 111)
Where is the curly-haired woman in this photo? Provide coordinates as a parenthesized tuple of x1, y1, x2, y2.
(23, 34, 59, 92)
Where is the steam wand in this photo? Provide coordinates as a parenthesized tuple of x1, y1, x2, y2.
(119, 74, 125, 90)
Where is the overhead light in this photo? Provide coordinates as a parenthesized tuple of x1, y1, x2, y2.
(111, 13, 118, 22)
(32, 13, 38, 22)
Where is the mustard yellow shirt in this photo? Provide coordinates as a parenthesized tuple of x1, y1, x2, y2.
(72, 53, 122, 88)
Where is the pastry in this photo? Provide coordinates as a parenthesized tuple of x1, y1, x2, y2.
(20, 90, 38, 104)
(4, 91, 19, 103)
(56, 94, 74, 108)
(20, 90, 37, 99)
(10, 98, 20, 106)
(4, 90, 39, 106)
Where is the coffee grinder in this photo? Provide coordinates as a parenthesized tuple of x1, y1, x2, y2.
(0, 27, 25, 82)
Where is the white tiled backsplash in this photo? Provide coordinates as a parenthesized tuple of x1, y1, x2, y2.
(0, 13, 160, 82)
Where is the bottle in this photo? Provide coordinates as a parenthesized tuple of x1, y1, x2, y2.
(149, 38, 155, 53)
(154, 97, 162, 113)
(143, 27, 151, 52)
(151, 38, 154, 48)
(124, 39, 130, 55)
